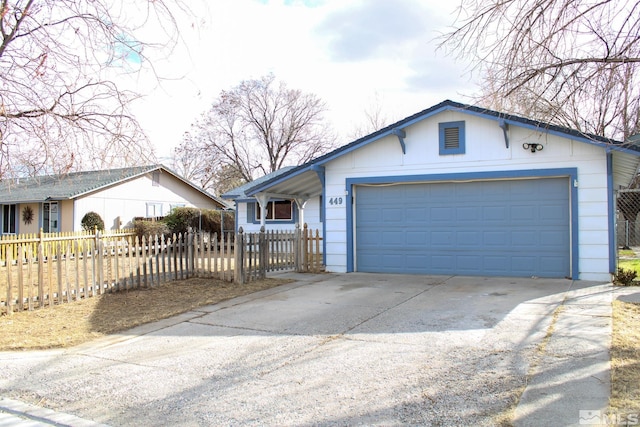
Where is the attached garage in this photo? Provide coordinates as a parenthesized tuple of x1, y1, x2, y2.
(228, 100, 640, 281)
(354, 177, 571, 278)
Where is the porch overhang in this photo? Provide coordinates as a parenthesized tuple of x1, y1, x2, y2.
(245, 168, 323, 200)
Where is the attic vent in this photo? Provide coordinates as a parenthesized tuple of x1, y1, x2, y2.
(444, 127, 460, 149)
(438, 121, 466, 155)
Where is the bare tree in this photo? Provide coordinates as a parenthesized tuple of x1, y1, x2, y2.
(443, 0, 640, 141)
(0, 0, 192, 178)
(348, 92, 393, 140)
(174, 74, 336, 192)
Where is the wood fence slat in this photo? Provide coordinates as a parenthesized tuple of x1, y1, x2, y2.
(6, 250, 12, 315)
(38, 243, 45, 308)
(17, 246, 24, 312)
(75, 242, 81, 299)
(27, 249, 33, 311)
(65, 242, 71, 303)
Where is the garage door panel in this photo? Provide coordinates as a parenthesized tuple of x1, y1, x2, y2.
(483, 231, 509, 246)
(457, 231, 481, 245)
(381, 231, 403, 245)
(511, 231, 538, 246)
(355, 178, 570, 278)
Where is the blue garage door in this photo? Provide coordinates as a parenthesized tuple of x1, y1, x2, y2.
(355, 178, 570, 278)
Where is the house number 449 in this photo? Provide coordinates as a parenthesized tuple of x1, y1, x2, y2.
(328, 197, 343, 205)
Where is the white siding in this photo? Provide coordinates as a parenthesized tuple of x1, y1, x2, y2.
(73, 172, 221, 230)
(322, 112, 611, 281)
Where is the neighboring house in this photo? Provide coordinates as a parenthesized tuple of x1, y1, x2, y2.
(223, 100, 640, 281)
(0, 165, 230, 235)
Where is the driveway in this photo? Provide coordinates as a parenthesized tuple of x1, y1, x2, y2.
(0, 273, 612, 426)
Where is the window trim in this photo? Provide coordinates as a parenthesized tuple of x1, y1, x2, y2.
(2, 204, 16, 234)
(439, 121, 466, 155)
(247, 200, 296, 224)
(42, 201, 59, 233)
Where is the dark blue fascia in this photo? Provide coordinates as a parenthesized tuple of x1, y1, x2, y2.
(345, 168, 580, 279)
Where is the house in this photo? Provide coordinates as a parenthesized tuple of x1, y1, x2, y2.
(0, 165, 230, 235)
(222, 100, 640, 281)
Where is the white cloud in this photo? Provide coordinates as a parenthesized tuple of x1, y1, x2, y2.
(130, 0, 478, 161)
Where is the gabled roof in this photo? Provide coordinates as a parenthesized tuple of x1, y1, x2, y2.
(230, 99, 640, 199)
(0, 164, 231, 208)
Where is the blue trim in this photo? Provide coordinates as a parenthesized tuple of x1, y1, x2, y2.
(345, 168, 579, 279)
(439, 121, 466, 155)
(392, 128, 406, 154)
(607, 150, 616, 274)
(346, 185, 354, 272)
(243, 100, 639, 198)
(313, 165, 327, 264)
(498, 119, 509, 148)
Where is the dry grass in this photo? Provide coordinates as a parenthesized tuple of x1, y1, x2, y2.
(0, 277, 292, 351)
(610, 300, 640, 415)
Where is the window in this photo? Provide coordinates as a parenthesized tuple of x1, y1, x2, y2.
(2, 205, 16, 234)
(42, 202, 58, 233)
(146, 202, 163, 218)
(256, 200, 293, 221)
(152, 171, 160, 186)
(439, 121, 465, 155)
(247, 200, 295, 223)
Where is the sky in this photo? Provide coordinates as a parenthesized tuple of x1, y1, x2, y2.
(129, 0, 480, 161)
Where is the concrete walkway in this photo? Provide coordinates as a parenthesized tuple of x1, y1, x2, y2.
(514, 282, 614, 426)
(0, 397, 110, 426)
(0, 273, 622, 426)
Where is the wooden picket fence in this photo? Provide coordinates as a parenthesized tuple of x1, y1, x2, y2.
(235, 224, 324, 283)
(0, 225, 323, 314)
(0, 228, 134, 263)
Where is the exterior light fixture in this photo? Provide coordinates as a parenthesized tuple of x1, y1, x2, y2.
(522, 142, 544, 153)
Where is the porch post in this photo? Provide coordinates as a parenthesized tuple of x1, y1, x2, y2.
(293, 198, 308, 228)
(254, 193, 270, 228)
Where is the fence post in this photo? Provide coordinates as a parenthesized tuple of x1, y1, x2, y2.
(259, 226, 267, 279)
(234, 227, 245, 284)
(302, 223, 309, 272)
(6, 249, 12, 315)
(188, 229, 195, 278)
(294, 223, 301, 272)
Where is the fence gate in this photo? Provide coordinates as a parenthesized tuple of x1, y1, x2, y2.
(234, 224, 323, 284)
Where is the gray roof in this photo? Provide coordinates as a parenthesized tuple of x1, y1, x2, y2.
(0, 165, 231, 208)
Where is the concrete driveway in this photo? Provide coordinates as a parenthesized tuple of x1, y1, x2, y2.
(0, 273, 612, 426)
